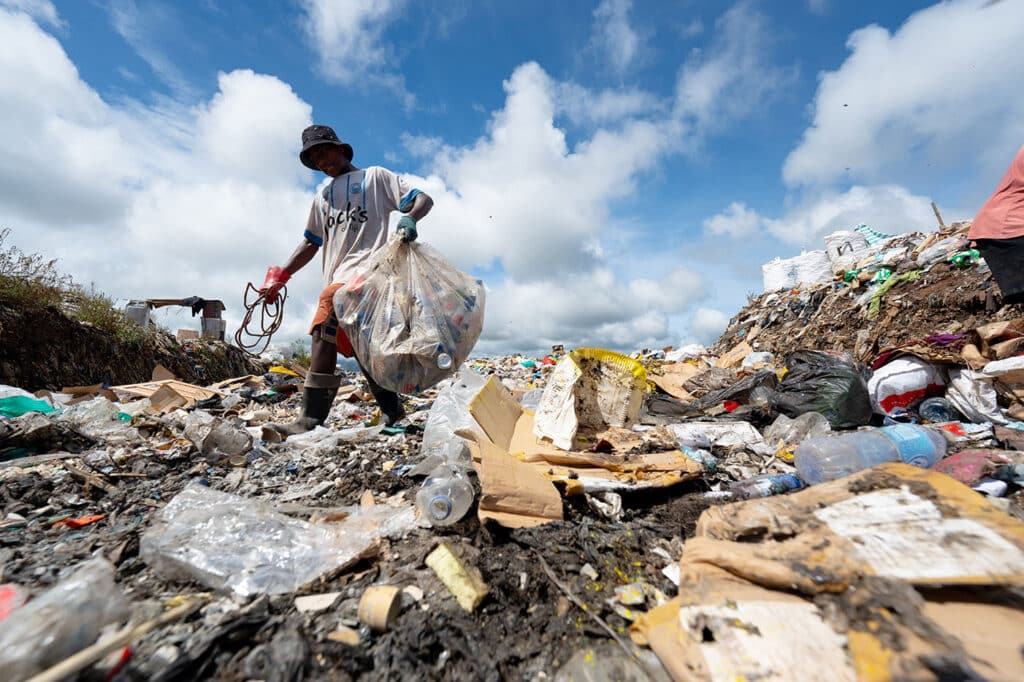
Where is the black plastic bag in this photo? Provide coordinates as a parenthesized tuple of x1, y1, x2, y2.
(769, 350, 872, 428)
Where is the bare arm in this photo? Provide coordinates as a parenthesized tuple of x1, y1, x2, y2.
(404, 192, 433, 222)
(282, 239, 319, 275)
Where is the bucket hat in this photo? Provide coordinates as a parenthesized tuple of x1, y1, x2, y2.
(299, 125, 353, 169)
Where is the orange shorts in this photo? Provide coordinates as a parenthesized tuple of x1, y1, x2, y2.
(309, 283, 354, 357)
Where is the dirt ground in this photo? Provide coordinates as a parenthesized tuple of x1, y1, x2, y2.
(0, 396, 721, 681)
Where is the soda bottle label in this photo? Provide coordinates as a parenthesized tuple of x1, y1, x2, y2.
(881, 425, 935, 468)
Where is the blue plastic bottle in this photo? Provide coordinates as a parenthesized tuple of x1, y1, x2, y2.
(794, 424, 947, 485)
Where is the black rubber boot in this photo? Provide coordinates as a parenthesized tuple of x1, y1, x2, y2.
(357, 360, 405, 426)
(272, 373, 340, 436)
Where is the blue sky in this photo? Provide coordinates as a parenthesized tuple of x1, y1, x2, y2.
(1, 0, 1022, 355)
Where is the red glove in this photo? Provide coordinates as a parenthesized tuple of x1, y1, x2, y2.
(259, 266, 290, 304)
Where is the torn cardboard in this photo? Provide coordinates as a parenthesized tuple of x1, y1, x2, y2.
(685, 463, 1024, 594)
(469, 377, 700, 495)
(112, 380, 225, 405)
(463, 433, 563, 528)
(650, 362, 701, 400)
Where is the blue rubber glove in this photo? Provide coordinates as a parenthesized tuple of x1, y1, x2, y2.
(397, 215, 418, 243)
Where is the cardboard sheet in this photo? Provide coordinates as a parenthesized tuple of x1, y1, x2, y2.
(714, 340, 752, 369)
(688, 463, 1024, 593)
(464, 434, 563, 528)
(650, 362, 701, 400)
(112, 379, 226, 403)
(469, 377, 701, 494)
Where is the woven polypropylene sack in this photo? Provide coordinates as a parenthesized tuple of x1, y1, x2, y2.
(335, 239, 485, 394)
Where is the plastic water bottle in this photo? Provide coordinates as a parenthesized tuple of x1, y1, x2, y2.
(795, 424, 947, 485)
(415, 466, 474, 526)
(728, 473, 804, 500)
(917, 396, 960, 423)
(437, 352, 453, 370)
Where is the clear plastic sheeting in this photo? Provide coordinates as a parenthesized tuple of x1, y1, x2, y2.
(420, 366, 488, 470)
(0, 557, 128, 681)
(141, 483, 401, 596)
(335, 238, 485, 395)
(54, 396, 141, 444)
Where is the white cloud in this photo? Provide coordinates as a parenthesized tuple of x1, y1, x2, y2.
(807, 0, 829, 15)
(689, 308, 730, 345)
(678, 18, 703, 39)
(674, 1, 795, 134)
(590, 0, 640, 76)
(704, 184, 942, 247)
(0, 0, 59, 27)
(703, 202, 762, 238)
(554, 81, 664, 127)
(0, 10, 317, 343)
(298, 0, 413, 107)
(108, 0, 197, 97)
(0, 3, 789, 355)
(784, 0, 1024, 188)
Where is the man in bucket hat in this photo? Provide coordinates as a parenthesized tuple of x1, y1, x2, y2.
(259, 124, 433, 434)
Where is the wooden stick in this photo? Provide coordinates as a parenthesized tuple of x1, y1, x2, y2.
(931, 201, 945, 230)
(63, 462, 118, 495)
(25, 598, 203, 682)
(537, 554, 637, 659)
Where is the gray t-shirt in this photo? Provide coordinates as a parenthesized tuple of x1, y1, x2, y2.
(303, 166, 420, 287)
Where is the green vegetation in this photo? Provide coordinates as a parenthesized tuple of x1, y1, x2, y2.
(289, 338, 312, 368)
(0, 228, 151, 345)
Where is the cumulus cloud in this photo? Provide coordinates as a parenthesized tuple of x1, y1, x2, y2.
(703, 202, 762, 238)
(298, 0, 413, 107)
(689, 308, 730, 345)
(590, 0, 640, 76)
(674, 0, 795, 134)
(704, 184, 943, 247)
(0, 9, 317, 342)
(0, 3, 790, 354)
(0, 0, 60, 27)
(784, 0, 1024, 188)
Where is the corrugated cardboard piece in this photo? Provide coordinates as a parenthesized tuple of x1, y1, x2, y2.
(632, 561, 1024, 682)
(649, 362, 701, 400)
(686, 463, 1024, 593)
(469, 377, 700, 497)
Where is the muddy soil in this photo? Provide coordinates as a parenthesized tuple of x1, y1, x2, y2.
(0, 389, 719, 681)
(0, 302, 261, 391)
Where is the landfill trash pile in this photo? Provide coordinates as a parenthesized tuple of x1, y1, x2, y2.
(2, 224, 1024, 680)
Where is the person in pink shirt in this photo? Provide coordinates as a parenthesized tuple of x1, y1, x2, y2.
(970, 145, 1024, 304)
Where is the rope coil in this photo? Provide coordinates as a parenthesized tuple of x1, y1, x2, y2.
(234, 283, 286, 356)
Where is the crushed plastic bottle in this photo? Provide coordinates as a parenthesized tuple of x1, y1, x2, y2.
(795, 424, 947, 485)
(0, 557, 128, 681)
(728, 473, 804, 500)
(416, 465, 474, 526)
(917, 396, 960, 423)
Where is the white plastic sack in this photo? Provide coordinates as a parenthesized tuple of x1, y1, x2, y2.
(946, 369, 1007, 425)
(823, 230, 872, 272)
(335, 238, 485, 395)
(761, 250, 832, 292)
(867, 357, 946, 416)
(533, 349, 647, 451)
(665, 344, 707, 362)
(667, 421, 773, 456)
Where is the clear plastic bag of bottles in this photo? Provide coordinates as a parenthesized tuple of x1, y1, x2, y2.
(335, 238, 485, 395)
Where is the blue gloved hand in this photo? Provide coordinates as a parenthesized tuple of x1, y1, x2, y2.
(397, 215, 418, 243)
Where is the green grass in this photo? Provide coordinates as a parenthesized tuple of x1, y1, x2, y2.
(0, 227, 151, 346)
(289, 338, 312, 368)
